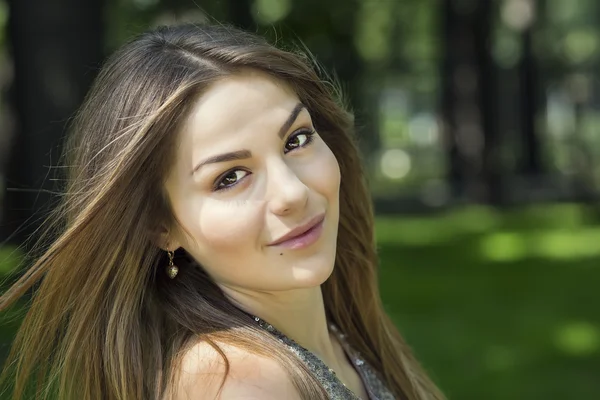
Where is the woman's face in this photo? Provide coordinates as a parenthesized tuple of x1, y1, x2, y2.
(164, 71, 341, 292)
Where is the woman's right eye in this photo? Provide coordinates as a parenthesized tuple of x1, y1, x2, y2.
(214, 169, 249, 191)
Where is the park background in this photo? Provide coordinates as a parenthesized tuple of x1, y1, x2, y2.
(1, 0, 599, 398)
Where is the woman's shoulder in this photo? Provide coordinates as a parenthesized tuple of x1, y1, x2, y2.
(172, 340, 301, 400)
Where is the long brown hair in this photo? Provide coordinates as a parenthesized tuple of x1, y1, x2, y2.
(0, 24, 444, 400)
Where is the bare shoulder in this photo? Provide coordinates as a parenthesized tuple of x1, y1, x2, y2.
(171, 340, 302, 400)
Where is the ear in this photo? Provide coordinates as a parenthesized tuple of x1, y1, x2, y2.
(151, 225, 181, 252)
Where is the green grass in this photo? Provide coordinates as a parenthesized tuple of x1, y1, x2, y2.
(377, 204, 600, 399)
(1, 203, 599, 399)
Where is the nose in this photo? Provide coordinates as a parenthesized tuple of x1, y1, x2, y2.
(266, 160, 309, 216)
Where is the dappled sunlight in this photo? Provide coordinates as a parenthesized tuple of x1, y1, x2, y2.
(479, 232, 528, 262)
(534, 229, 600, 260)
(375, 217, 455, 245)
(375, 206, 500, 245)
(554, 321, 600, 356)
(479, 228, 600, 262)
(445, 206, 500, 234)
(375, 204, 596, 252)
(377, 204, 600, 398)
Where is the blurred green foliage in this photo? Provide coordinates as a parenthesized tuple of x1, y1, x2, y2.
(1, 204, 598, 399)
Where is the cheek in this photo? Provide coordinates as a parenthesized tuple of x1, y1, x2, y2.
(309, 144, 341, 199)
(177, 197, 264, 254)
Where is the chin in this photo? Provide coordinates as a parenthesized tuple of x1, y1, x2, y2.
(289, 254, 336, 288)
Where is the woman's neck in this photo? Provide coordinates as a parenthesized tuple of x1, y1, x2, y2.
(222, 285, 341, 368)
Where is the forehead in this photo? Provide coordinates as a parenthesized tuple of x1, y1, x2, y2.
(182, 71, 300, 142)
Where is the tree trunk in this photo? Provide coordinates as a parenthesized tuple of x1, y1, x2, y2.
(440, 0, 497, 203)
(2, 0, 105, 245)
(518, 27, 542, 177)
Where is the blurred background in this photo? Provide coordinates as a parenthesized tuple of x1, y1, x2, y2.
(0, 0, 599, 398)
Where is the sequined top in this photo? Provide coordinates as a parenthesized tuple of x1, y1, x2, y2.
(252, 316, 396, 400)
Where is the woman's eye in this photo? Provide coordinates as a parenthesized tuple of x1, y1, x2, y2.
(215, 169, 248, 190)
(284, 129, 315, 153)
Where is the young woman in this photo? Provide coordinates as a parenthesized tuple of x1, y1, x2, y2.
(0, 24, 445, 400)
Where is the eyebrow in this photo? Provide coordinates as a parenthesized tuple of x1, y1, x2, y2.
(278, 102, 306, 139)
(192, 150, 252, 174)
(191, 102, 307, 174)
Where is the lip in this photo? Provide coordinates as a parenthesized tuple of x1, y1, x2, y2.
(267, 213, 326, 248)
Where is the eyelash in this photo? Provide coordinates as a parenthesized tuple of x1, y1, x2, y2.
(212, 128, 317, 192)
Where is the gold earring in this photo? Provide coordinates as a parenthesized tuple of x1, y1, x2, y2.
(166, 250, 178, 279)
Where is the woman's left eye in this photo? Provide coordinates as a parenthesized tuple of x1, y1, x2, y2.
(284, 129, 316, 153)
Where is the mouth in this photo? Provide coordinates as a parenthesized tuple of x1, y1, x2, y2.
(268, 213, 325, 250)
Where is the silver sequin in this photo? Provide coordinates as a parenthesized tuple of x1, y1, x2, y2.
(252, 316, 396, 400)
